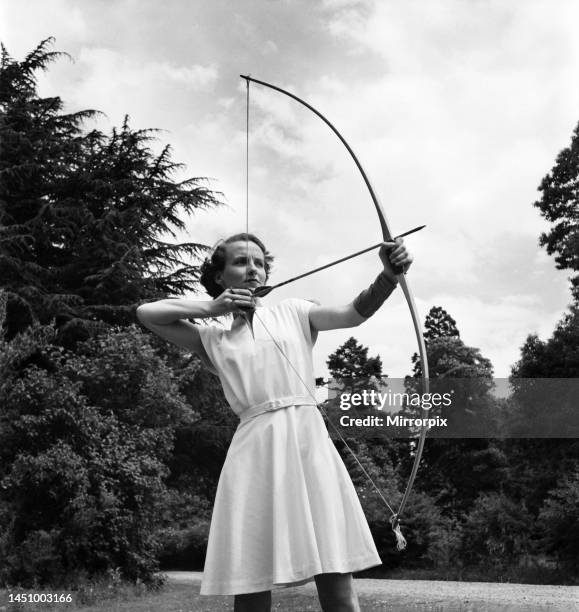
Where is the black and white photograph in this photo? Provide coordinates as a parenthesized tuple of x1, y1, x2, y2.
(1, 1, 578, 610)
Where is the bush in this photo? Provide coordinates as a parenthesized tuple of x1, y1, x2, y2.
(461, 492, 533, 573)
(156, 521, 210, 570)
(423, 518, 464, 576)
(0, 310, 194, 587)
(538, 467, 579, 576)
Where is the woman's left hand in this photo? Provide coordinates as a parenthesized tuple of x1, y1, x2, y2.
(379, 238, 413, 283)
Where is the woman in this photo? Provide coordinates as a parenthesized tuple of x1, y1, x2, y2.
(136, 233, 412, 612)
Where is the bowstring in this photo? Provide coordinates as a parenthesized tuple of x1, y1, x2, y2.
(245, 77, 250, 284)
(245, 78, 250, 246)
(244, 78, 255, 338)
(252, 308, 396, 518)
(243, 79, 397, 521)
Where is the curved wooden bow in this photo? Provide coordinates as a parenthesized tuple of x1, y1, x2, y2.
(241, 75, 430, 547)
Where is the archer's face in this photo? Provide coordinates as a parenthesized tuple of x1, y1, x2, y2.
(215, 240, 267, 291)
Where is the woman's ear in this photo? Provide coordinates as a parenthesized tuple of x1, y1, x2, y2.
(215, 272, 224, 288)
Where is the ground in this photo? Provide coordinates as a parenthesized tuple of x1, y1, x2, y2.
(1, 572, 577, 611)
(165, 570, 579, 611)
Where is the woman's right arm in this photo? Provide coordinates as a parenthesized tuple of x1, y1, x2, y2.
(136, 288, 255, 355)
(136, 299, 212, 355)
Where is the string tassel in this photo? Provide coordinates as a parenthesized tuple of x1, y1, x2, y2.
(391, 516, 407, 551)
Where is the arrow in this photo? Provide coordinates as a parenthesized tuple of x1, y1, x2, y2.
(253, 224, 425, 298)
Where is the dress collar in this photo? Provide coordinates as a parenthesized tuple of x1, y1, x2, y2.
(232, 298, 263, 326)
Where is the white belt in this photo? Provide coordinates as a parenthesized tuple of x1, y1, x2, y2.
(238, 395, 317, 423)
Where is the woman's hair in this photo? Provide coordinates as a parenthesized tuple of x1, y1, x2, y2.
(199, 233, 274, 298)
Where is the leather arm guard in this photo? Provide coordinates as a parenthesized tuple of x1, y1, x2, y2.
(353, 271, 398, 318)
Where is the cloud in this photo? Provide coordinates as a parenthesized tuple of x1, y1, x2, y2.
(33, 45, 220, 139)
(263, 40, 279, 55)
(75, 46, 217, 94)
(426, 291, 569, 377)
(2, 0, 576, 376)
(161, 63, 218, 89)
(0, 1, 88, 55)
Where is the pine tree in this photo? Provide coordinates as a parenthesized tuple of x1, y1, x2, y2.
(424, 306, 460, 342)
(405, 306, 502, 519)
(410, 306, 487, 380)
(0, 39, 221, 342)
(326, 336, 383, 381)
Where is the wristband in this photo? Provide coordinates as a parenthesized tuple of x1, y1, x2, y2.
(353, 271, 398, 318)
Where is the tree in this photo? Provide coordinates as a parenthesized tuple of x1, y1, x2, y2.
(507, 305, 579, 439)
(0, 39, 221, 342)
(534, 121, 579, 298)
(408, 306, 495, 431)
(461, 492, 534, 575)
(411, 306, 486, 380)
(511, 305, 579, 378)
(166, 353, 237, 499)
(538, 467, 579, 575)
(326, 336, 382, 381)
(0, 293, 194, 587)
(502, 304, 579, 580)
(424, 306, 460, 342)
(405, 306, 503, 518)
(0, 39, 240, 586)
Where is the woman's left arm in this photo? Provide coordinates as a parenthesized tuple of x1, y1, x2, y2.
(309, 239, 412, 332)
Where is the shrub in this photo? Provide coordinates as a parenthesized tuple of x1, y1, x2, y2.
(156, 521, 211, 570)
(461, 492, 533, 573)
(538, 467, 579, 576)
(0, 313, 194, 587)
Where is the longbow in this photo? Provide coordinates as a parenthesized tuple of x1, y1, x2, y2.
(241, 75, 430, 549)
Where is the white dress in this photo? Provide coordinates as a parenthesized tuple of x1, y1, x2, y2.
(198, 298, 381, 595)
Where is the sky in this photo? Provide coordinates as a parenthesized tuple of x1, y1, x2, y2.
(1, 0, 577, 379)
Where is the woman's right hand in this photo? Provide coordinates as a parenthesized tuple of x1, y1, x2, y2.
(210, 288, 255, 316)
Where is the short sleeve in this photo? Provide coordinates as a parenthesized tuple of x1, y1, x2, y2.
(197, 325, 220, 375)
(287, 298, 317, 347)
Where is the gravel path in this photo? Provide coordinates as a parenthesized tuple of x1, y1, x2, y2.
(163, 571, 579, 611)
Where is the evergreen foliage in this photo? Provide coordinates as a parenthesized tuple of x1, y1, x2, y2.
(168, 357, 237, 500)
(461, 492, 534, 572)
(0, 39, 227, 587)
(2, 38, 578, 588)
(0, 39, 221, 342)
(411, 306, 492, 380)
(0, 293, 194, 587)
(401, 306, 510, 568)
(538, 467, 579, 574)
(511, 305, 579, 378)
(534, 120, 579, 298)
(493, 112, 579, 579)
(423, 306, 460, 342)
(326, 336, 382, 381)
